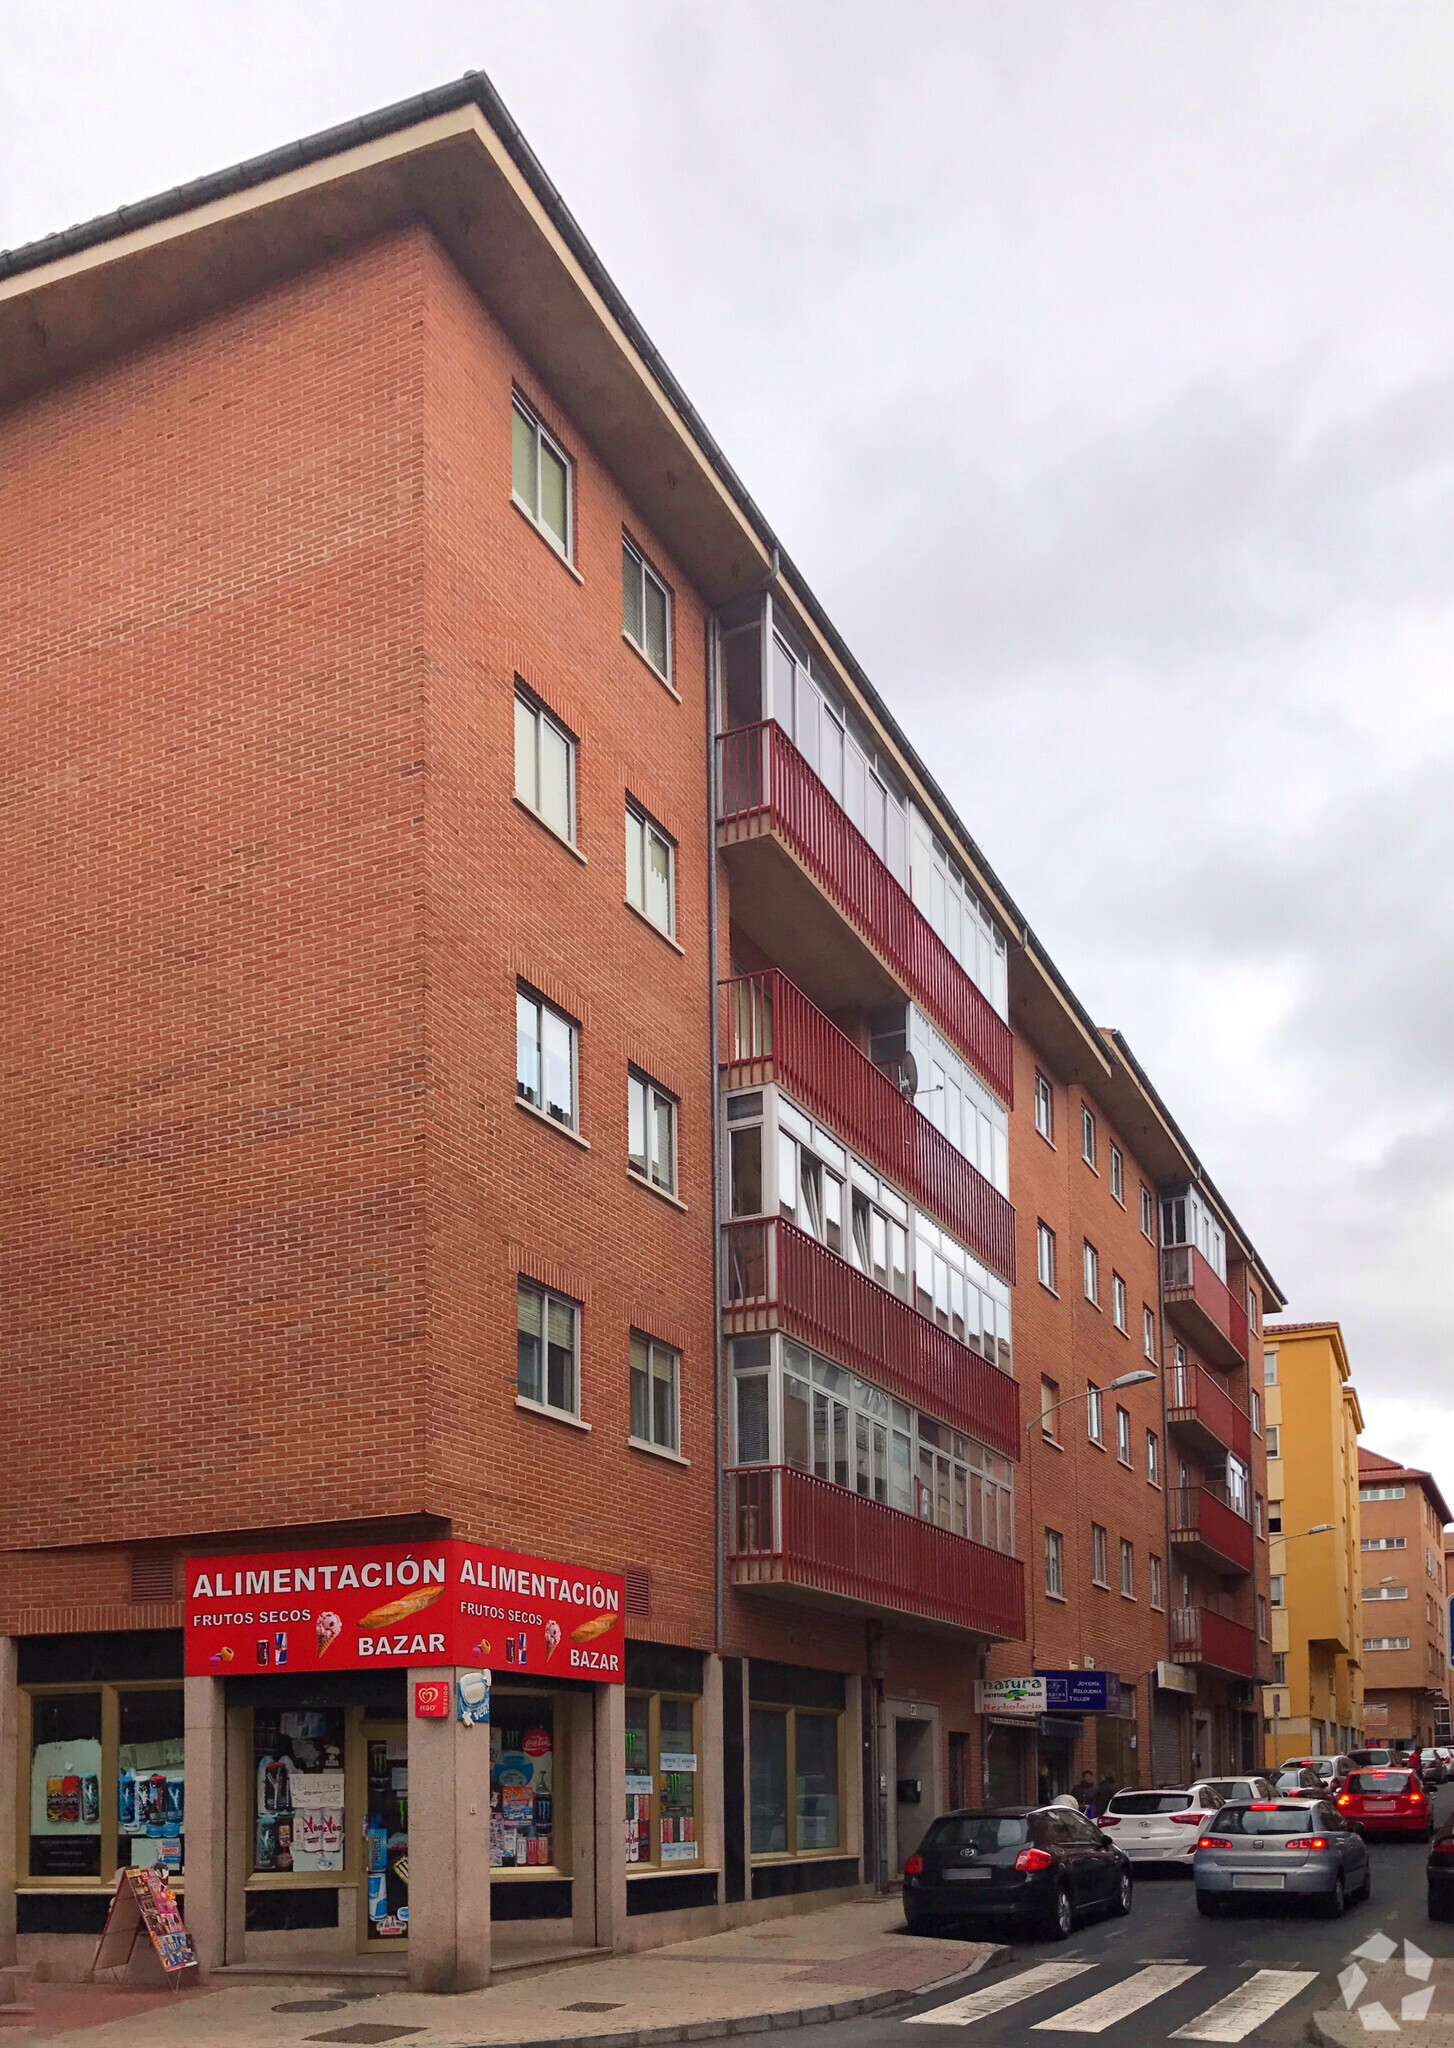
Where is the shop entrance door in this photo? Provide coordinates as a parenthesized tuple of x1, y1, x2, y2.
(360, 1722, 408, 1950)
(893, 1718, 933, 1874)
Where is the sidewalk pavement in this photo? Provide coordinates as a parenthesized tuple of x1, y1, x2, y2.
(1312, 1950, 1454, 2044)
(1, 1900, 1004, 2047)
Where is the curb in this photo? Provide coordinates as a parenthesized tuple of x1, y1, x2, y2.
(425, 1947, 1012, 2048)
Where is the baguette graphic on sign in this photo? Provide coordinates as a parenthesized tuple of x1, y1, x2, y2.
(359, 1586, 445, 1630)
(571, 1612, 620, 1645)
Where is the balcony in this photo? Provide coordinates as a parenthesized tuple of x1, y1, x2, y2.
(1166, 1363, 1251, 1464)
(717, 722, 1014, 1106)
(1169, 1486, 1254, 1575)
(722, 971, 1016, 1282)
(1161, 1244, 1249, 1369)
(1169, 1605, 1258, 1679)
(726, 1464, 1026, 1641)
(723, 1218, 1021, 1460)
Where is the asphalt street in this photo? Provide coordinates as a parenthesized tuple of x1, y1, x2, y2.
(764, 1784, 1454, 2048)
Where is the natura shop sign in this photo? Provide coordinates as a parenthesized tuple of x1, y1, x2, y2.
(185, 1540, 625, 1681)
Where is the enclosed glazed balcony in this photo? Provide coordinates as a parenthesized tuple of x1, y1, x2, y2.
(726, 1463, 1026, 1641)
(717, 722, 1014, 1105)
(1161, 1243, 1249, 1369)
(1165, 1362, 1251, 1463)
(1169, 1605, 1257, 1679)
(722, 971, 1015, 1281)
(1168, 1486, 1254, 1575)
(723, 1218, 1021, 1460)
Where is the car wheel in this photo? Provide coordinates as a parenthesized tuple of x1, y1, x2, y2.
(1110, 1867, 1133, 1917)
(1196, 1891, 1222, 1918)
(1355, 1866, 1372, 1904)
(1043, 1884, 1074, 1941)
(1317, 1873, 1346, 1921)
(1429, 1893, 1453, 1924)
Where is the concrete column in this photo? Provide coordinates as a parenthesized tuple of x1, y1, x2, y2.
(0, 1638, 16, 1967)
(182, 1677, 227, 1977)
(700, 1655, 724, 1893)
(569, 1690, 597, 1948)
(844, 1673, 865, 1874)
(407, 1669, 491, 1993)
(224, 1705, 251, 1964)
(592, 1683, 626, 1949)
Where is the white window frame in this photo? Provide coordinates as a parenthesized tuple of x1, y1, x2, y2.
(630, 1332, 680, 1454)
(514, 687, 576, 844)
(1036, 1220, 1056, 1292)
(1034, 1072, 1054, 1143)
(1250, 1388, 1261, 1435)
(1109, 1145, 1124, 1204)
(628, 1069, 678, 1196)
(1149, 1553, 1164, 1610)
(625, 799, 677, 938)
(1083, 1240, 1099, 1305)
(1266, 1425, 1280, 1458)
(1257, 1595, 1270, 1641)
(1140, 1184, 1154, 1239)
(1045, 1528, 1065, 1599)
(622, 534, 672, 683)
(1264, 1350, 1278, 1385)
(1116, 1405, 1132, 1466)
(1270, 1574, 1284, 1607)
(1142, 1305, 1156, 1358)
(1112, 1272, 1127, 1332)
(1147, 1429, 1160, 1487)
(516, 984, 579, 1132)
(517, 1278, 581, 1419)
(1081, 1104, 1096, 1168)
(1120, 1538, 1135, 1598)
(1091, 1523, 1108, 1586)
(511, 392, 573, 558)
(1087, 1383, 1104, 1444)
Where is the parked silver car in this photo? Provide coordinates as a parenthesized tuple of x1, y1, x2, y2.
(1099, 1779, 1276, 1866)
(1194, 1799, 1371, 1918)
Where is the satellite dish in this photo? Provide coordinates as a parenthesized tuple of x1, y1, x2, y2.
(897, 1050, 919, 1098)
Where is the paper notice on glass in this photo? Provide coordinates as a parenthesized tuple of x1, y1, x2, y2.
(661, 1840, 699, 1862)
(659, 1752, 697, 1773)
(291, 1771, 346, 1810)
(625, 1774, 654, 1797)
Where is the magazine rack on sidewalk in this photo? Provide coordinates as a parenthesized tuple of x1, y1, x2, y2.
(90, 1868, 198, 1986)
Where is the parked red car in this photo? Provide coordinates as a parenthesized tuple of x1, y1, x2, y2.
(1336, 1768, 1432, 1839)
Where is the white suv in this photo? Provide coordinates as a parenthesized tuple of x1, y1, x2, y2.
(1098, 1779, 1277, 1865)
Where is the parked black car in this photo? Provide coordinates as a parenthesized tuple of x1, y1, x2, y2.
(1427, 1808, 1454, 1920)
(904, 1806, 1133, 1941)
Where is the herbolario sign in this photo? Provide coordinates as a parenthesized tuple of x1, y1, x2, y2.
(185, 1540, 626, 1681)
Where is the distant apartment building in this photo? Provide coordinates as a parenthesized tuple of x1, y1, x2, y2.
(1258, 1323, 1364, 1760)
(1442, 1534, 1454, 1745)
(1357, 1450, 1451, 1749)
(0, 75, 1283, 1980)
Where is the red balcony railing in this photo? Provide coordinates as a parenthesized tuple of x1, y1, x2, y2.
(727, 1464, 1025, 1641)
(1168, 1486, 1254, 1574)
(718, 722, 1014, 1106)
(1169, 1605, 1257, 1678)
(722, 971, 1016, 1282)
(724, 1218, 1020, 1461)
(1161, 1244, 1250, 1369)
(1166, 1363, 1251, 1464)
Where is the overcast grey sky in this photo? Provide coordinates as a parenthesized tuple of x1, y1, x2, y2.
(3, 3, 1451, 1482)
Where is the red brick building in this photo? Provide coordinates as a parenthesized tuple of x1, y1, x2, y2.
(1356, 1451, 1451, 1750)
(0, 78, 1282, 1983)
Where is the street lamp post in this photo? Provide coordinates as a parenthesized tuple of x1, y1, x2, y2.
(1269, 1522, 1335, 1767)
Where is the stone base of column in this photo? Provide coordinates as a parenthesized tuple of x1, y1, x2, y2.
(407, 1668, 491, 1992)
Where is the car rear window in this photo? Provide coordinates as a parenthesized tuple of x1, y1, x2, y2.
(1108, 1793, 1197, 1815)
(1346, 1771, 1411, 1795)
(1350, 1751, 1391, 1767)
(1210, 1805, 1322, 1835)
(923, 1815, 1029, 1851)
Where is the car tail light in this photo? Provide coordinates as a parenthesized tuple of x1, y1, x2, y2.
(1285, 1837, 1328, 1851)
(904, 1854, 923, 1876)
(1198, 1836, 1233, 1849)
(1410, 1790, 1426, 1806)
(1432, 1840, 1454, 1857)
(1097, 1814, 1120, 1826)
(1249, 1802, 1280, 1810)
(1170, 1811, 1204, 1824)
(1015, 1847, 1054, 1871)
(1337, 1793, 1352, 1807)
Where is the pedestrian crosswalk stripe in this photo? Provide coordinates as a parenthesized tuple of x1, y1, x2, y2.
(904, 1962, 1095, 2026)
(1168, 1968, 1318, 2042)
(1032, 1964, 1203, 2034)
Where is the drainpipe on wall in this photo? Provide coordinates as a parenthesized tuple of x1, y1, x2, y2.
(1157, 1223, 1178, 1777)
(707, 614, 724, 1655)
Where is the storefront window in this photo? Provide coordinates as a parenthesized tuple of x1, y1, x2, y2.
(750, 1702, 842, 1859)
(117, 1689, 184, 1873)
(795, 1711, 840, 1850)
(252, 1709, 346, 1874)
(30, 1692, 102, 1878)
(749, 1708, 789, 1855)
(625, 1691, 701, 1866)
(491, 1699, 556, 1868)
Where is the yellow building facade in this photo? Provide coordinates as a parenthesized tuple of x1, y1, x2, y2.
(1261, 1322, 1364, 1760)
